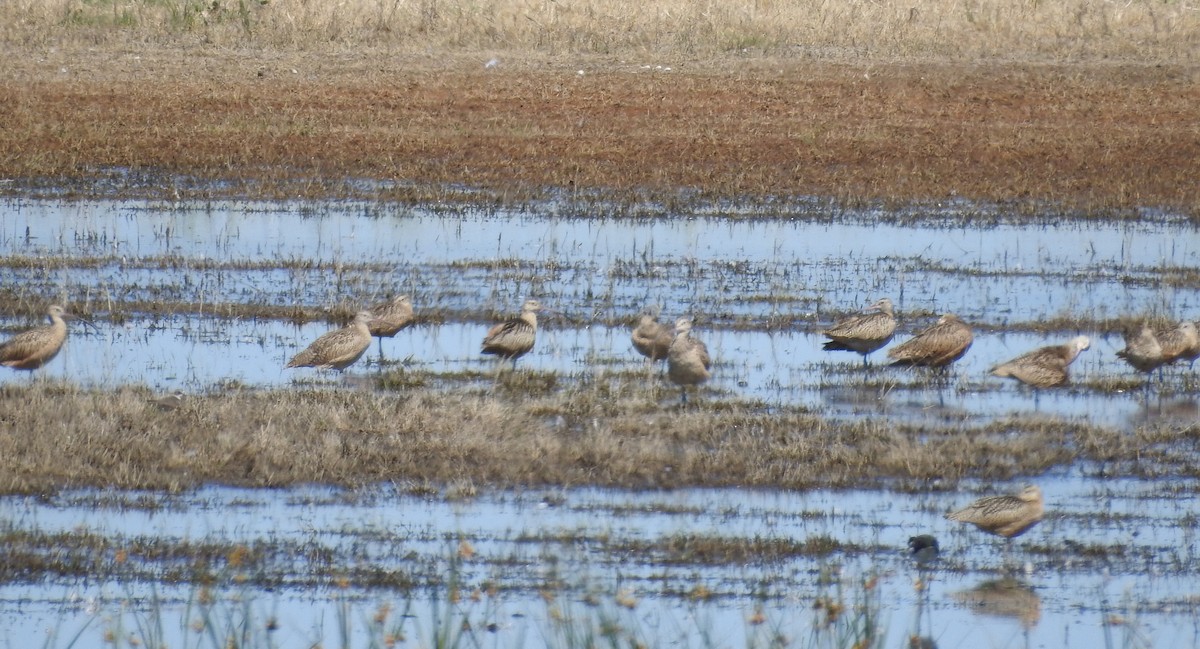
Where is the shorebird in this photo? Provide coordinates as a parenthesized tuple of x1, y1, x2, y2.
(990, 335, 1090, 389)
(1116, 323, 1166, 375)
(1158, 321, 1199, 366)
(821, 297, 897, 367)
(366, 294, 415, 361)
(631, 305, 673, 363)
(946, 485, 1044, 562)
(481, 299, 542, 369)
(147, 391, 187, 411)
(667, 317, 712, 404)
(285, 311, 373, 371)
(888, 314, 973, 369)
(0, 305, 71, 372)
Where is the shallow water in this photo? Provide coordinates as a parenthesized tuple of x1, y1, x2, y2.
(3, 198, 1200, 645)
(2, 199, 1199, 427)
(2, 479, 1199, 647)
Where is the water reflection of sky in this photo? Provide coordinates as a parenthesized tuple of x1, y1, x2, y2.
(0, 316, 1191, 428)
(2, 200, 1198, 326)
(2, 478, 1198, 647)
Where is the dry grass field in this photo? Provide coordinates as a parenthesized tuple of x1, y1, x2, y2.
(0, 0, 1197, 212)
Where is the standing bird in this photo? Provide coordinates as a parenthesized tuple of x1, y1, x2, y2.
(667, 317, 712, 404)
(1116, 323, 1165, 374)
(990, 335, 1090, 388)
(888, 314, 974, 369)
(285, 311, 373, 371)
(481, 299, 542, 369)
(0, 305, 71, 371)
(631, 305, 673, 363)
(821, 297, 897, 367)
(1157, 321, 1199, 366)
(946, 485, 1044, 562)
(366, 294, 415, 361)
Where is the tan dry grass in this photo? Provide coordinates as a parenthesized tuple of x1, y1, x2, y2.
(2, 0, 1196, 62)
(0, 381, 1184, 494)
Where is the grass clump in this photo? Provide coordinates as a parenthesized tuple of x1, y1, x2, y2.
(0, 381, 1192, 494)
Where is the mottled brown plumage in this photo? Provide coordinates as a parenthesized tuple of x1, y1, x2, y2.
(366, 294, 415, 360)
(367, 295, 415, 338)
(1157, 321, 1199, 365)
(1116, 323, 1165, 373)
(990, 335, 1090, 388)
(631, 305, 673, 362)
(822, 298, 897, 366)
(286, 311, 373, 371)
(667, 317, 712, 403)
(481, 299, 541, 362)
(887, 314, 973, 368)
(0, 305, 69, 371)
(945, 485, 1044, 539)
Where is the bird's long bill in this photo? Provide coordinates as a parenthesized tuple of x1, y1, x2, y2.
(65, 311, 101, 332)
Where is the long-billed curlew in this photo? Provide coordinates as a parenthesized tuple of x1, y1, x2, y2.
(990, 335, 1090, 388)
(481, 299, 542, 368)
(366, 294, 415, 361)
(285, 311, 373, 371)
(0, 305, 70, 371)
(887, 314, 973, 369)
(1116, 323, 1165, 374)
(1158, 321, 1199, 366)
(946, 485, 1044, 564)
(821, 297, 897, 367)
(667, 317, 712, 404)
(631, 305, 673, 363)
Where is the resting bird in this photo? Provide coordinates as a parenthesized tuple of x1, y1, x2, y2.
(366, 294, 415, 361)
(481, 299, 542, 368)
(631, 305, 673, 363)
(990, 335, 1090, 388)
(821, 298, 897, 367)
(888, 314, 973, 369)
(1158, 321, 1199, 366)
(667, 317, 711, 404)
(285, 311, 373, 371)
(1116, 323, 1165, 374)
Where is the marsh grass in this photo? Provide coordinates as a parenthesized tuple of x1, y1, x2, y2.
(0, 381, 1193, 495)
(2, 0, 1195, 62)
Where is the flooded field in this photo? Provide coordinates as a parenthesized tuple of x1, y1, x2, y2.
(2, 198, 1199, 646)
(3, 480, 1199, 647)
(2, 199, 1198, 425)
